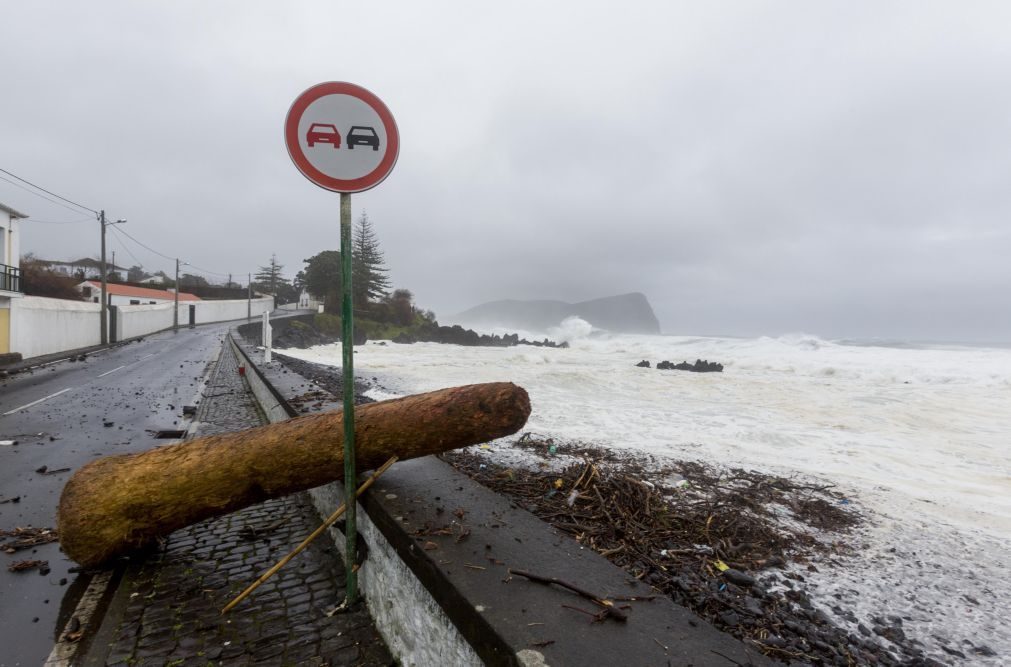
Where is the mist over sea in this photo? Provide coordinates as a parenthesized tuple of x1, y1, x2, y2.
(281, 318, 1010, 661)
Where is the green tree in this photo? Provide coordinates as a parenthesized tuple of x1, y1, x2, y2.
(253, 254, 291, 295)
(127, 265, 146, 282)
(387, 288, 415, 326)
(301, 250, 342, 313)
(179, 273, 209, 288)
(351, 212, 390, 309)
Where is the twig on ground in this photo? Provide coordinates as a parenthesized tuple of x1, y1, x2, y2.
(509, 568, 627, 622)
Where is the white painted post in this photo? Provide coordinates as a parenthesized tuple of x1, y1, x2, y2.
(262, 310, 272, 363)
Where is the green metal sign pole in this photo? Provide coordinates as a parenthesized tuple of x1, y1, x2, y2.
(339, 192, 358, 605)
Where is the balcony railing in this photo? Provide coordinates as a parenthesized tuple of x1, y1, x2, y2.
(1, 264, 22, 293)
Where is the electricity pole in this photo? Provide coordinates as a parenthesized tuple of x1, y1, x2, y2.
(174, 258, 180, 330)
(100, 211, 108, 344)
(99, 211, 126, 345)
(247, 272, 252, 321)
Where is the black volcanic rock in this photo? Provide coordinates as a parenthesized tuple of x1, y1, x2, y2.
(454, 292, 661, 334)
(655, 359, 724, 373)
(393, 323, 567, 349)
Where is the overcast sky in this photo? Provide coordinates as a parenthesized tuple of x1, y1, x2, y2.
(3, 2, 1010, 342)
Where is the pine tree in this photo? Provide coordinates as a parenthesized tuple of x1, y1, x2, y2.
(351, 212, 391, 308)
(253, 254, 290, 294)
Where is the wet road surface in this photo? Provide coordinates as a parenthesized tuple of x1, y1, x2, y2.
(0, 323, 233, 667)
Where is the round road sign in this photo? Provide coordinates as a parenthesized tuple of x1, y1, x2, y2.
(284, 82, 399, 193)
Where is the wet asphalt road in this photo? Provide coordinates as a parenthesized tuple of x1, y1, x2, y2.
(0, 323, 234, 667)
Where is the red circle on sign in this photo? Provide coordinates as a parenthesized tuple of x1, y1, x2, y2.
(284, 81, 400, 193)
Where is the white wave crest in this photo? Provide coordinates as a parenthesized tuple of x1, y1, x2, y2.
(547, 316, 594, 344)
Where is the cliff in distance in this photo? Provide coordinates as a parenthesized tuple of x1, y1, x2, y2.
(454, 292, 661, 335)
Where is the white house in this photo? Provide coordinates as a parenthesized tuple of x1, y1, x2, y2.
(76, 280, 201, 306)
(1, 202, 27, 357)
(38, 257, 128, 279)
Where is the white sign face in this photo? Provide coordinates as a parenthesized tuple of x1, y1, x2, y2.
(285, 82, 399, 193)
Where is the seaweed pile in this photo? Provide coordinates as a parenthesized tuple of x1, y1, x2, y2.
(443, 435, 942, 666)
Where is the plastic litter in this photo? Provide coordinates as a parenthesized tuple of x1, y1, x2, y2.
(548, 444, 558, 455)
(713, 559, 730, 572)
(664, 473, 690, 488)
(566, 489, 580, 506)
(0, 440, 17, 446)
(553, 478, 564, 489)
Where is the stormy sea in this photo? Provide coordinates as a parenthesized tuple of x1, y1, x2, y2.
(280, 318, 1010, 663)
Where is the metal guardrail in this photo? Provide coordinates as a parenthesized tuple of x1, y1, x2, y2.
(0, 264, 22, 293)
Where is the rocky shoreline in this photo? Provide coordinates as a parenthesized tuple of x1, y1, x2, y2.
(269, 316, 566, 351)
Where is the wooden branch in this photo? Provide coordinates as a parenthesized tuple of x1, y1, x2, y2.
(222, 456, 398, 614)
(509, 568, 627, 622)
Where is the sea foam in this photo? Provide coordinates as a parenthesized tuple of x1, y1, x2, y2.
(281, 329, 1011, 661)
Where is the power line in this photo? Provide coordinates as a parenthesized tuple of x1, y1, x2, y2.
(107, 225, 153, 271)
(0, 168, 98, 215)
(111, 225, 248, 280)
(0, 174, 97, 217)
(20, 216, 95, 225)
(184, 262, 232, 278)
(113, 225, 177, 262)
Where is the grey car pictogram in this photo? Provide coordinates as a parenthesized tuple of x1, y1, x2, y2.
(347, 126, 380, 151)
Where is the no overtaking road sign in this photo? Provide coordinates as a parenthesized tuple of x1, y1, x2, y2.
(284, 81, 399, 193)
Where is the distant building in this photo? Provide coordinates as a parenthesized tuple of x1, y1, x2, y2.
(36, 257, 128, 280)
(1, 202, 27, 356)
(76, 280, 201, 306)
(139, 275, 167, 285)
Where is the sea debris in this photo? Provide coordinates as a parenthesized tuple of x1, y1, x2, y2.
(2, 526, 60, 553)
(8, 559, 49, 573)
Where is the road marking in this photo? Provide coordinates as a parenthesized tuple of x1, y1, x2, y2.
(3, 388, 72, 415)
(140, 354, 155, 360)
(97, 365, 126, 378)
(96, 363, 125, 375)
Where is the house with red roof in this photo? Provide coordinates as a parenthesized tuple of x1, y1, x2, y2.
(76, 280, 201, 306)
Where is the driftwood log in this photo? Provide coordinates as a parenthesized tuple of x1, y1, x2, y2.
(58, 382, 530, 567)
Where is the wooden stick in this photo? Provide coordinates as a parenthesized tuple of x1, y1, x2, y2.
(509, 568, 627, 622)
(221, 456, 398, 614)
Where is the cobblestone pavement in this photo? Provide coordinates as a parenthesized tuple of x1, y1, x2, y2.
(90, 342, 392, 666)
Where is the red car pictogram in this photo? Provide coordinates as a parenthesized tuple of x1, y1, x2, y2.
(307, 123, 341, 148)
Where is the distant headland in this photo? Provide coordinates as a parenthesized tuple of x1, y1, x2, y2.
(453, 292, 661, 335)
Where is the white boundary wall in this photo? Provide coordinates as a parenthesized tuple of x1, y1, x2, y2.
(113, 297, 273, 342)
(115, 302, 175, 340)
(10, 296, 273, 359)
(9, 296, 102, 359)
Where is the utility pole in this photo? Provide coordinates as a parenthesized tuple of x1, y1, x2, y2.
(99, 212, 126, 344)
(100, 210, 108, 345)
(174, 258, 180, 331)
(247, 273, 251, 321)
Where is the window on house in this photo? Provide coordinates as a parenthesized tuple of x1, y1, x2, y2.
(93, 297, 99, 303)
(130, 299, 140, 305)
(82, 287, 92, 297)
